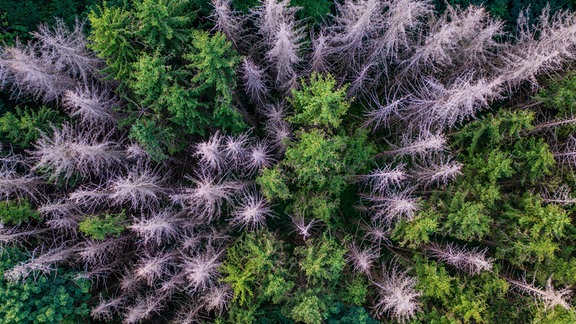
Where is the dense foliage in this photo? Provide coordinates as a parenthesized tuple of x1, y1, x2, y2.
(3, 0, 576, 323)
(0, 248, 91, 323)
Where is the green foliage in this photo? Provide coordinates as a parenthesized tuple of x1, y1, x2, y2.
(445, 200, 491, 241)
(413, 255, 515, 323)
(220, 231, 372, 323)
(285, 130, 346, 193)
(220, 230, 293, 307)
(326, 304, 379, 324)
(256, 167, 290, 201)
(0, 106, 65, 149)
(394, 211, 439, 247)
(186, 32, 239, 97)
(532, 307, 576, 324)
(414, 257, 454, 302)
(411, 104, 576, 321)
(499, 195, 571, 265)
(78, 211, 126, 240)
(289, 73, 350, 130)
(294, 236, 346, 286)
(453, 110, 534, 156)
(0, 0, 96, 45)
(88, 4, 136, 80)
(184, 31, 245, 133)
(518, 195, 570, 240)
(513, 137, 555, 184)
(162, 84, 209, 135)
(536, 72, 576, 115)
(128, 117, 175, 161)
(474, 149, 515, 183)
(290, 293, 326, 324)
(90, 3, 247, 158)
(450, 292, 488, 323)
(0, 200, 40, 225)
(258, 75, 374, 228)
(420, 110, 563, 244)
(7, 2, 576, 323)
(0, 12, 28, 46)
(130, 52, 169, 108)
(0, 248, 91, 323)
(340, 276, 368, 305)
(134, 0, 192, 50)
(227, 303, 258, 323)
(291, 0, 333, 23)
(231, 0, 259, 12)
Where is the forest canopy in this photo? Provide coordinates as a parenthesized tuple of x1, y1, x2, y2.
(3, 0, 576, 323)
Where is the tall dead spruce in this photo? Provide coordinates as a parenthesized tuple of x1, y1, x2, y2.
(0, 0, 576, 322)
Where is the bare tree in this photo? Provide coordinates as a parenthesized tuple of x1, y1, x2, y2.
(245, 140, 275, 174)
(91, 296, 125, 322)
(231, 192, 273, 230)
(184, 248, 223, 292)
(109, 165, 165, 210)
(0, 228, 48, 250)
(310, 32, 330, 72)
(241, 58, 269, 105)
(125, 142, 150, 161)
(261, 103, 292, 152)
(202, 284, 233, 315)
(134, 252, 173, 286)
(120, 270, 144, 294)
(553, 136, 576, 170)
(540, 184, 576, 206)
(508, 276, 572, 311)
(358, 164, 407, 194)
(5, 246, 72, 282)
(412, 158, 462, 187)
(211, 0, 244, 45)
(369, 0, 432, 63)
(265, 119, 292, 153)
(405, 75, 503, 131)
(261, 103, 287, 124)
(171, 172, 242, 222)
(0, 160, 42, 201)
(68, 186, 109, 212)
(347, 243, 378, 275)
(426, 243, 493, 275)
(32, 124, 124, 179)
(254, 0, 298, 40)
(62, 86, 117, 125)
(195, 132, 226, 172)
(267, 21, 303, 89)
(34, 18, 101, 82)
(500, 7, 576, 87)
(362, 222, 391, 249)
(402, 6, 498, 72)
(123, 294, 164, 324)
(330, 0, 386, 65)
(363, 92, 406, 130)
(0, 45, 74, 102)
(45, 214, 81, 235)
(290, 214, 317, 240)
(79, 237, 127, 267)
(348, 62, 377, 97)
(372, 264, 422, 323)
(130, 210, 181, 246)
(223, 133, 250, 167)
(366, 188, 420, 223)
(377, 132, 446, 157)
(38, 200, 79, 218)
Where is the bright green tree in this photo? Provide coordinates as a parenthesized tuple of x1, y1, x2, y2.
(0, 248, 91, 323)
